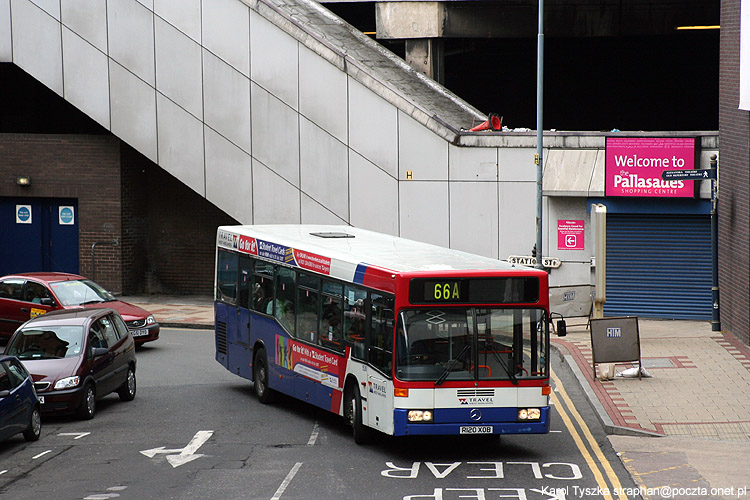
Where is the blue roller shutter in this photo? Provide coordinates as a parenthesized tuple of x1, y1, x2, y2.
(604, 214, 711, 320)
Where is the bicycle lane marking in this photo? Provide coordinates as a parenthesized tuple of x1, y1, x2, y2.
(551, 370, 629, 500)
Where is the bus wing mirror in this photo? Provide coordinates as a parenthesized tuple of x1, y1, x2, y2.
(556, 320, 567, 337)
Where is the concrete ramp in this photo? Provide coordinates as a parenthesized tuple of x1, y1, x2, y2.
(0, 0, 512, 239)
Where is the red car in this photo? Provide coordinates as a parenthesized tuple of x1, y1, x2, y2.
(0, 273, 159, 345)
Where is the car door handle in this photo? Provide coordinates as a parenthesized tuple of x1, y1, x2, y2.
(20, 308, 29, 313)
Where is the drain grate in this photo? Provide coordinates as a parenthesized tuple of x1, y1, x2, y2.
(641, 357, 676, 368)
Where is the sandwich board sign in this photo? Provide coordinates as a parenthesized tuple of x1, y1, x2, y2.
(589, 316, 642, 380)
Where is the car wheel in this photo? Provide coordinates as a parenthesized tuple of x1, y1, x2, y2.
(346, 384, 371, 445)
(253, 347, 275, 404)
(77, 383, 96, 420)
(117, 366, 136, 402)
(23, 405, 41, 442)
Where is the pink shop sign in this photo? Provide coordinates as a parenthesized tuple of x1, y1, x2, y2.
(605, 137, 697, 198)
(558, 220, 584, 250)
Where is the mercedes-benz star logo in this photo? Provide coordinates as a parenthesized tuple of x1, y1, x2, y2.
(469, 409, 482, 421)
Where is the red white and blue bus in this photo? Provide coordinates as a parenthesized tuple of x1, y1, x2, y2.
(214, 225, 563, 443)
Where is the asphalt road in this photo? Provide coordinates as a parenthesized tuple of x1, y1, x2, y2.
(0, 329, 641, 500)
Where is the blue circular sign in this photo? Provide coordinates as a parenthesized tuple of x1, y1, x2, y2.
(17, 206, 30, 222)
(60, 207, 74, 224)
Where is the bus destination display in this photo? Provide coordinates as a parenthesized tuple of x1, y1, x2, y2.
(410, 277, 539, 304)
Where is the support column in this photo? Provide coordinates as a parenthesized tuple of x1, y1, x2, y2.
(404, 38, 444, 84)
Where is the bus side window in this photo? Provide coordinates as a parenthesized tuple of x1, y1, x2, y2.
(238, 256, 253, 309)
(321, 280, 343, 351)
(217, 250, 238, 305)
(297, 273, 319, 344)
(252, 262, 274, 314)
(344, 285, 367, 359)
(369, 292, 394, 374)
(270, 267, 296, 320)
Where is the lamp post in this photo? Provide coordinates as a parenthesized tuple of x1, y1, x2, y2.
(535, 0, 544, 270)
(710, 154, 721, 331)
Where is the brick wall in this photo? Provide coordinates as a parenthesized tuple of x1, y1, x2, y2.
(142, 163, 238, 296)
(719, 0, 750, 344)
(0, 134, 237, 297)
(120, 144, 149, 295)
(0, 134, 124, 293)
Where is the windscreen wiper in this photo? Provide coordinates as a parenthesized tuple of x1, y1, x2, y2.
(490, 348, 519, 385)
(435, 344, 471, 386)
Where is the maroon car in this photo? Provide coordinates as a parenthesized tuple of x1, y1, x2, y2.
(0, 273, 159, 345)
(3, 308, 137, 419)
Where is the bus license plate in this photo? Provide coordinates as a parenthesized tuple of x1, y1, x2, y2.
(460, 425, 493, 434)
(131, 329, 149, 337)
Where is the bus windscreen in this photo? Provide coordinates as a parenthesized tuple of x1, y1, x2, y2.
(409, 277, 539, 304)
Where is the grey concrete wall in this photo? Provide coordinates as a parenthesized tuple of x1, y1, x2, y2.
(0, 0, 719, 303)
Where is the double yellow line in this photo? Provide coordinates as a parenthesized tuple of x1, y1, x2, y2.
(550, 370, 630, 500)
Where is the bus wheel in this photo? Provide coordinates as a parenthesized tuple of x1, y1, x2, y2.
(346, 385, 371, 445)
(254, 347, 274, 404)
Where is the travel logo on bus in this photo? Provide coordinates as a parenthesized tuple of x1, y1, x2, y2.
(217, 230, 238, 249)
(458, 396, 495, 406)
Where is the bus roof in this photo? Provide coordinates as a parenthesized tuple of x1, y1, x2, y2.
(217, 225, 538, 282)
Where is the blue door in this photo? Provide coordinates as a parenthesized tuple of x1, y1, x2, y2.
(0, 198, 79, 275)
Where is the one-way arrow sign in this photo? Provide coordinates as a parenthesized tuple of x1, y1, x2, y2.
(661, 169, 717, 180)
(140, 430, 213, 468)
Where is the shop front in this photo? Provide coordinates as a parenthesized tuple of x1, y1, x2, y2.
(595, 136, 712, 320)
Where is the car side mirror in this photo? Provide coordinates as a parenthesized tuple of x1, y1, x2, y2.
(92, 347, 109, 357)
(40, 297, 54, 306)
(0, 390, 10, 398)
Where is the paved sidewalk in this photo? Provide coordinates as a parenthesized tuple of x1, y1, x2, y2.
(121, 295, 214, 329)
(552, 318, 750, 499)
(552, 318, 750, 441)
(121, 295, 750, 499)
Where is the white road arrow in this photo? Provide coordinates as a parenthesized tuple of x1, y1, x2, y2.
(140, 430, 214, 468)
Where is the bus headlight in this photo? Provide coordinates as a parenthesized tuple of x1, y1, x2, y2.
(517, 408, 541, 421)
(407, 410, 433, 422)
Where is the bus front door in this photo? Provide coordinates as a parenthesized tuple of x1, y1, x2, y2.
(366, 370, 393, 434)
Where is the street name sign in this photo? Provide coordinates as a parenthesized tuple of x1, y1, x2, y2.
(506, 255, 562, 268)
(661, 169, 717, 180)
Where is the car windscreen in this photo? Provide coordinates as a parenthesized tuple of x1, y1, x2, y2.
(49, 279, 115, 306)
(6, 326, 85, 359)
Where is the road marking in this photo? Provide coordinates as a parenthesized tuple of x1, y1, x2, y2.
(140, 430, 214, 468)
(84, 485, 127, 499)
(32, 450, 52, 460)
(0, 470, 6, 475)
(307, 423, 319, 446)
(551, 370, 628, 500)
(58, 432, 90, 440)
(271, 462, 303, 500)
